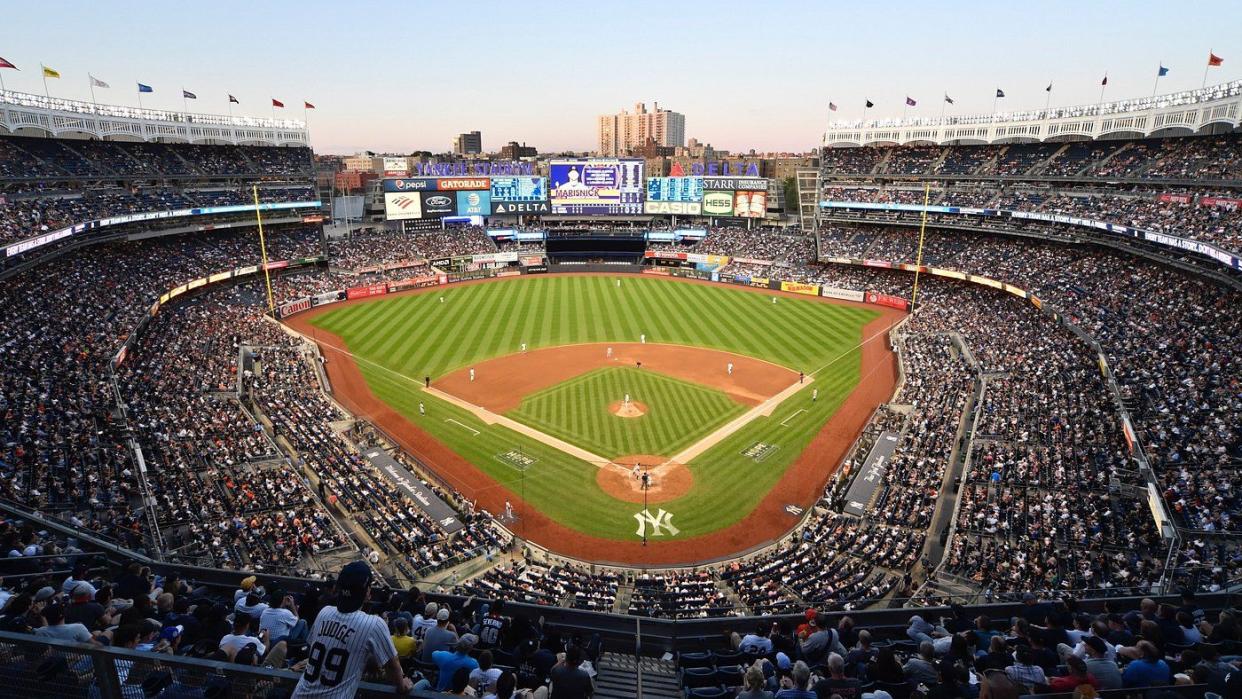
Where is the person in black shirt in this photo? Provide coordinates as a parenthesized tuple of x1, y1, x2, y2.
(812, 653, 862, 699)
(549, 645, 593, 698)
(0, 594, 35, 634)
(478, 600, 509, 650)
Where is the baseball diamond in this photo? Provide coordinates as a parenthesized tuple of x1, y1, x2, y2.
(292, 274, 897, 563)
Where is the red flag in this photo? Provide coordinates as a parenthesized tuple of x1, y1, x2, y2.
(0, 56, 16, 70)
(1208, 52, 1223, 67)
(303, 101, 315, 109)
(271, 98, 284, 108)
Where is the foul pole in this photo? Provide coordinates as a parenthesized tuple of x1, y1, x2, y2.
(253, 185, 275, 314)
(910, 181, 931, 313)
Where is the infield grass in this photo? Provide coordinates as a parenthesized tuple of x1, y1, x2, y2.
(508, 366, 746, 459)
(308, 275, 880, 543)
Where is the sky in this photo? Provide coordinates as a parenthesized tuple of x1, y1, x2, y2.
(3, 1, 1239, 155)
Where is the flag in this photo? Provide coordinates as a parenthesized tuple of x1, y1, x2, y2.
(905, 96, 916, 107)
(0, 57, 17, 70)
(1158, 65, 1169, 77)
(303, 101, 315, 109)
(182, 90, 197, 99)
(89, 75, 109, 88)
(41, 65, 60, 79)
(1208, 52, 1223, 67)
(944, 94, 954, 104)
(1101, 75, 1108, 86)
(1046, 83, 1052, 92)
(272, 98, 284, 108)
(228, 94, 239, 104)
(865, 100, 874, 108)
(137, 83, 153, 93)
(995, 88, 1005, 98)
(828, 102, 837, 112)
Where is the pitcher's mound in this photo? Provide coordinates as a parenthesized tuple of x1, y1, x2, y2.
(609, 400, 648, 418)
(597, 454, 693, 504)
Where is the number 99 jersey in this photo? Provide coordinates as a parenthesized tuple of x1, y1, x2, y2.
(292, 605, 398, 698)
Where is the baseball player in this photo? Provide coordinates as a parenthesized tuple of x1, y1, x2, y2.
(606, 346, 613, 358)
(727, 362, 733, 376)
(291, 561, 411, 697)
(469, 368, 475, 382)
(504, 501, 514, 520)
(418, 402, 425, 416)
(520, 342, 526, 353)
(812, 388, 819, 402)
(640, 333, 645, 344)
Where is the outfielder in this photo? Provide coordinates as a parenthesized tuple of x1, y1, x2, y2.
(419, 402, 425, 416)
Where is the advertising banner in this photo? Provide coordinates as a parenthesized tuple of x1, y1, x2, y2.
(644, 201, 703, 215)
(525, 264, 549, 274)
(821, 287, 865, 302)
(363, 449, 463, 534)
(384, 192, 422, 220)
(386, 275, 443, 292)
(438, 177, 491, 191)
(865, 291, 909, 310)
(702, 191, 734, 216)
(647, 176, 704, 202)
(490, 176, 547, 203)
(843, 431, 900, 516)
(1200, 196, 1242, 209)
(780, 281, 820, 296)
(642, 267, 671, 276)
(491, 201, 550, 215)
(702, 176, 768, 191)
(969, 275, 1004, 289)
(382, 157, 409, 176)
(1156, 193, 1193, 204)
(384, 178, 436, 193)
(549, 158, 644, 215)
(346, 283, 389, 300)
(471, 251, 519, 265)
(862, 259, 893, 268)
(733, 190, 768, 218)
(749, 277, 770, 288)
(456, 190, 491, 217)
(930, 267, 967, 280)
(519, 255, 544, 266)
(310, 290, 346, 307)
(645, 250, 688, 261)
(279, 297, 312, 318)
(429, 257, 452, 268)
(419, 191, 456, 218)
(685, 253, 730, 266)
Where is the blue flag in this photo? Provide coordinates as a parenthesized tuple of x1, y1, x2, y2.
(1158, 65, 1169, 77)
(182, 90, 196, 99)
(137, 83, 153, 93)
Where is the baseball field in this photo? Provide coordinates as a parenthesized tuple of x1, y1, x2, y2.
(291, 274, 899, 564)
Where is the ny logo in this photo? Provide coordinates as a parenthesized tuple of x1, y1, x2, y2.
(633, 509, 680, 538)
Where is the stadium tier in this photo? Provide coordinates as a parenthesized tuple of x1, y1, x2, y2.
(0, 93, 1240, 698)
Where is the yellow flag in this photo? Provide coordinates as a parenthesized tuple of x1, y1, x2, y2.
(42, 65, 60, 79)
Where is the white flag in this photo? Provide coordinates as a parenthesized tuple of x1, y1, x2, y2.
(89, 75, 109, 88)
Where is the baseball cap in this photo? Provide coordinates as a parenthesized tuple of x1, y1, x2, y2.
(861, 692, 893, 699)
(34, 587, 56, 602)
(240, 576, 257, 591)
(71, 581, 95, 599)
(460, 633, 479, 647)
(424, 602, 439, 618)
(775, 652, 791, 670)
(436, 608, 451, 621)
(161, 624, 184, 642)
(1083, 636, 1107, 655)
(336, 561, 372, 611)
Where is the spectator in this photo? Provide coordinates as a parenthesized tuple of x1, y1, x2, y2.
(902, 641, 939, 686)
(390, 617, 416, 659)
(1047, 655, 1098, 693)
(813, 652, 862, 698)
(548, 645, 593, 699)
(738, 661, 775, 699)
(420, 607, 459, 662)
(1121, 640, 1171, 689)
(775, 660, 815, 699)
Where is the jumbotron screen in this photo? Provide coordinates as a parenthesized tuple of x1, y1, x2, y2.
(549, 159, 645, 215)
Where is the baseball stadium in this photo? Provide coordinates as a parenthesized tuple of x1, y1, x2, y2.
(0, 4, 1240, 697)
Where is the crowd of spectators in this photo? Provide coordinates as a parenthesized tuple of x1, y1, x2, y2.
(0, 135, 312, 180)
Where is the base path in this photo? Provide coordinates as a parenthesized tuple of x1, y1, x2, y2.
(284, 274, 904, 566)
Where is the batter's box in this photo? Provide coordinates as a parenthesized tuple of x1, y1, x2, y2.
(496, 450, 537, 471)
(742, 442, 779, 462)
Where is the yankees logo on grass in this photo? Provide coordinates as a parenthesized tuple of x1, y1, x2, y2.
(633, 508, 680, 537)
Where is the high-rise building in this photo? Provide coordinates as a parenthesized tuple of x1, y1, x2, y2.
(597, 102, 685, 156)
(453, 131, 482, 155)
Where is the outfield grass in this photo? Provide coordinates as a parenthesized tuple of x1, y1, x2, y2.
(309, 275, 878, 542)
(508, 367, 746, 459)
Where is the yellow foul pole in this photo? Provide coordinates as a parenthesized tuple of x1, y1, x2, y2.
(253, 185, 275, 314)
(910, 181, 931, 313)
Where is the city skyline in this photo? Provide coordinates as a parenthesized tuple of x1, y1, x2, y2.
(1, 0, 1238, 154)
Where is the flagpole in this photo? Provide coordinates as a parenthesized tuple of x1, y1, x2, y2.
(1044, 84, 1052, 114)
(939, 93, 946, 124)
(88, 76, 97, 105)
(1152, 63, 1161, 98)
(182, 87, 188, 115)
(1202, 51, 1211, 89)
(992, 92, 998, 115)
(40, 65, 50, 101)
(1098, 74, 1107, 109)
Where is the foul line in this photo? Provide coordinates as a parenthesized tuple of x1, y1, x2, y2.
(779, 408, 807, 427)
(445, 418, 480, 436)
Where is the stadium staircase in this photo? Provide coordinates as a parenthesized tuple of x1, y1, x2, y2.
(712, 574, 751, 615)
(612, 583, 635, 614)
(595, 651, 680, 699)
(871, 148, 895, 174)
(1027, 143, 1071, 176)
(1082, 142, 1134, 177)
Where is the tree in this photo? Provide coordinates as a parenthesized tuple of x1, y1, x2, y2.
(782, 176, 799, 215)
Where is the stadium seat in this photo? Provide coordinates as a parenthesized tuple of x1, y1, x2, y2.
(681, 666, 719, 690)
(715, 664, 743, 687)
(875, 680, 913, 699)
(686, 687, 728, 699)
(678, 651, 713, 670)
(711, 649, 743, 667)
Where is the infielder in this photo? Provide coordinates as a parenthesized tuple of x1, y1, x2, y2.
(469, 368, 475, 382)
(291, 561, 410, 697)
(606, 346, 613, 358)
(640, 333, 645, 344)
(727, 362, 734, 376)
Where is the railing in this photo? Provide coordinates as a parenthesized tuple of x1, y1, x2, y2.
(0, 89, 307, 131)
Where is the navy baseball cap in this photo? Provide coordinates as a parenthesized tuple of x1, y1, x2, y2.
(337, 561, 372, 609)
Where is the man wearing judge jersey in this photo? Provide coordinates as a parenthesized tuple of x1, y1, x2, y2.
(292, 561, 412, 697)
